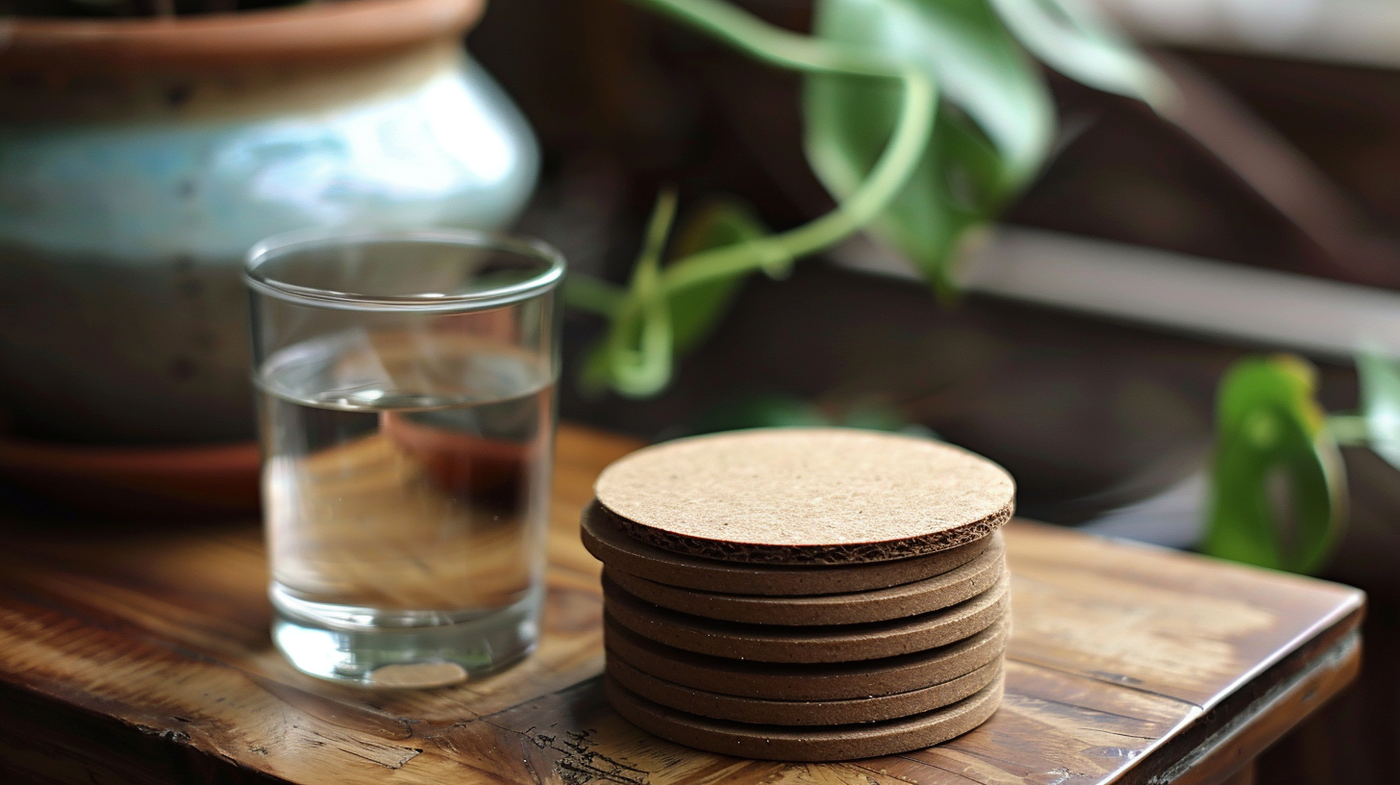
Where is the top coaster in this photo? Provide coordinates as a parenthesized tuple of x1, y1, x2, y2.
(594, 428, 1015, 565)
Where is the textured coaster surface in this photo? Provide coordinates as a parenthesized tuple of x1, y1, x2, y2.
(604, 615, 1009, 700)
(581, 501, 991, 595)
(594, 428, 1015, 565)
(605, 672, 1005, 762)
(607, 656, 1002, 726)
(603, 533, 1004, 626)
(603, 572, 1010, 663)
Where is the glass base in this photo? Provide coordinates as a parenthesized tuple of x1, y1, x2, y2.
(270, 583, 542, 688)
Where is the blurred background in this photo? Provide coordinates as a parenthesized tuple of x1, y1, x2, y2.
(2, 0, 1399, 782)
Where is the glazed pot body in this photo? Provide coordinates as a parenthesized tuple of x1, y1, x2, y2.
(0, 1, 537, 444)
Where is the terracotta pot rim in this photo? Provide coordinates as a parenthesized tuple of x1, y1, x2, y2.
(1, 0, 487, 69)
(0, 434, 260, 475)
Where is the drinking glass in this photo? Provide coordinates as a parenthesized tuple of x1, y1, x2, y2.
(245, 229, 564, 688)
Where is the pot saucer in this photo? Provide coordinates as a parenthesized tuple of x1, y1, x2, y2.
(0, 435, 260, 518)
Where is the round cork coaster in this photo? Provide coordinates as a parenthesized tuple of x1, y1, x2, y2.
(604, 615, 1009, 701)
(605, 672, 1005, 762)
(603, 533, 1004, 626)
(581, 501, 992, 596)
(594, 428, 1015, 565)
(607, 656, 1002, 726)
(603, 571, 1010, 663)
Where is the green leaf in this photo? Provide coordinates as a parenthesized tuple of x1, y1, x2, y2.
(1358, 352, 1400, 471)
(666, 199, 770, 356)
(986, 0, 1174, 108)
(1204, 355, 1346, 574)
(804, 0, 1054, 292)
(584, 0, 936, 398)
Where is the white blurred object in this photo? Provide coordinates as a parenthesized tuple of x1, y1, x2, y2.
(831, 226, 1400, 362)
(1081, 471, 1208, 549)
(1089, 0, 1400, 69)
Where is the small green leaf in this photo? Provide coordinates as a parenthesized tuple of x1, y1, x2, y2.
(1204, 355, 1346, 574)
(1358, 352, 1400, 471)
(809, 0, 1053, 181)
(986, 0, 1174, 108)
(804, 0, 1054, 293)
(1216, 354, 1321, 432)
(666, 199, 770, 356)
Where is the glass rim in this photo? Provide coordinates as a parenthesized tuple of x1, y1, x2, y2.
(244, 227, 566, 312)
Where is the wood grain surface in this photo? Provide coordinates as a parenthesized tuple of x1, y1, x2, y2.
(0, 424, 1366, 785)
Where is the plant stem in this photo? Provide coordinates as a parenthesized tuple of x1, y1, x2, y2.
(608, 190, 679, 395)
(590, 0, 938, 395)
(662, 67, 932, 292)
(563, 275, 626, 318)
(635, 0, 906, 78)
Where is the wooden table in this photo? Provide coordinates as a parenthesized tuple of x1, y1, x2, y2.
(0, 425, 1365, 785)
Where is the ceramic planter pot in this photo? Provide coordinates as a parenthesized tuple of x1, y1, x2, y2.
(0, 0, 538, 444)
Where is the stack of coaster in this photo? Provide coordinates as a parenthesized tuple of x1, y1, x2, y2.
(582, 428, 1016, 761)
